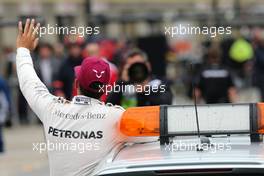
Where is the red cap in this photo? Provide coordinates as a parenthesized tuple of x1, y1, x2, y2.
(74, 57, 110, 93)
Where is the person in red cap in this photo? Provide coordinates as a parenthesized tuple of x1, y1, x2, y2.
(16, 19, 129, 176)
(74, 56, 110, 99)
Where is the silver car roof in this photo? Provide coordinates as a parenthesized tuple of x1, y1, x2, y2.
(94, 135, 264, 175)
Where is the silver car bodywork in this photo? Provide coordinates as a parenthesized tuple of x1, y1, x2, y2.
(93, 136, 264, 175)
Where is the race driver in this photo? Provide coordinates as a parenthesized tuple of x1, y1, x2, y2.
(16, 19, 128, 176)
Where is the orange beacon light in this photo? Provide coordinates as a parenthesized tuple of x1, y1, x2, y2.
(257, 103, 264, 134)
(119, 106, 160, 136)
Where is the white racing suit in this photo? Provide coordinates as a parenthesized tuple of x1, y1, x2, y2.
(16, 48, 127, 176)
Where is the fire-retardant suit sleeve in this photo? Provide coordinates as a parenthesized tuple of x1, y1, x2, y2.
(16, 47, 56, 122)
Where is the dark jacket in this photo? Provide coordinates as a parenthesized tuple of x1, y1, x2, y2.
(0, 77, 11, 110)
(54, 56, 83, 100)
(34, 57, 61, 91)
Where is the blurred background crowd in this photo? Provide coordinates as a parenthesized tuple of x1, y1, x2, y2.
(1, 0, 264, 154)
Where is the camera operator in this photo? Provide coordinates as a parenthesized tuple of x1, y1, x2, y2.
(107, 49, 173, 108)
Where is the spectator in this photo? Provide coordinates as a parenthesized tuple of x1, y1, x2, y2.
(53, 42, 66, 61)
(84, 42, 100, 57)
(2, 47, 14, 127)
(0, 77, 10, 152)
(112, 39, 133, 67)
(0, 77, 11, 114)
(253, 39, 264, 101)
(53, 43, 83, 100)
(195, 46, 237, 104)
(35, 43, 60, 91)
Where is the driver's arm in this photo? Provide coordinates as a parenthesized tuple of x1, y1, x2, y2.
(16, 19, 55, 122)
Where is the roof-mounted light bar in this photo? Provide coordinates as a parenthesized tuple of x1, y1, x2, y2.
(119, 103, 264, 144)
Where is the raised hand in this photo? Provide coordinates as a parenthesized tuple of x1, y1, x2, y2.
(16, 19, 40, 51)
